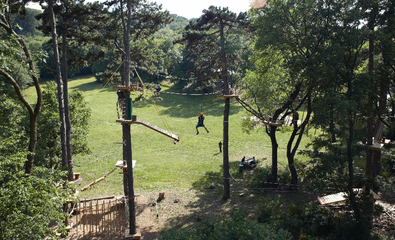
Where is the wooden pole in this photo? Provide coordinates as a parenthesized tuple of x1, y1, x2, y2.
(83, 200, 85, 236)
(89, 201, 91, 238)
(96, 200, 99, 237)
(110, 200, 113, 235)
(101, 200, 106, 237)
(76, 202, 79, 234)
(123, 0, 136, 235)
(220, 21, 230, 200)
(116, 199, 118, 233)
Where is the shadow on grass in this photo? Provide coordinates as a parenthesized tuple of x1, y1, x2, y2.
(67, 77, 243, 120)
(69, 79, 114, 93)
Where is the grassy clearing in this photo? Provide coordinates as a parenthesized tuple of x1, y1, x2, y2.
(25, 76, 312, 198)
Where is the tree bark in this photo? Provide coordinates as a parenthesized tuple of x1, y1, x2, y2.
(49, 0, 68, 170)
(269, 81, 303, 184)
(123, 0, 136, 235)
(220, 19, 230, 200)
(269, 126, 278, 184)
(62, 28, 73, 181)
(365, 9, 375, 179)
(0, 69, 41, 174)
(286, 93, 311, 186)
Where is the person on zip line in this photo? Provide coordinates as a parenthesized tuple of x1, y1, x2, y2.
(196, 112, 209, 135)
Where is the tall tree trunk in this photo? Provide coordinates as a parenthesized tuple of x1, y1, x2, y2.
(0, 69, 42, 174)
(49, 0, 68, 170)
(286, 93, 312, 186)
(347, 110, 361, 221)
(269, 81, 303, 184)
(373, 80, 388, 177)
(346, 75, 364, 231)
(223, 98, 230, 200)
(123, 0, 136, 235)
(365, 8, 375, 179)
(1, 20, 43, 174)
(269, 126, 278, 184)
(62, 30, 73, 181)
(220, 20, 230, 200)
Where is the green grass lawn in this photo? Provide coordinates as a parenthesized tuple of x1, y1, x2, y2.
(25, 76, 312, 198)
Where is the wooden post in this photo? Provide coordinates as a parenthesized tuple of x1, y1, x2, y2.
(115, 199, 118, 233)
(90, 201, 92, 236)
(122, 198, 125, 231)
(110, 200, 113, 235)
(83, 200, 85, 236)
(76, 202, 79, 234)
(96, 200, 98, 236)
(220, 21, 230, 201)
(101, 201, 106, 237)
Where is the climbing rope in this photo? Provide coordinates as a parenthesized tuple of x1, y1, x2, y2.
(101, 61, 125, 90)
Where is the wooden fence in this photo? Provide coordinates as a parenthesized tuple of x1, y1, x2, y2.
(68, 196, 128, 238)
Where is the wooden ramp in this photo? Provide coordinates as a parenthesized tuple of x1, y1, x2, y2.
(116, 119, 180, 142)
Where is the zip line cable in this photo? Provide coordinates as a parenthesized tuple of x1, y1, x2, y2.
(133, 67, 173, 134)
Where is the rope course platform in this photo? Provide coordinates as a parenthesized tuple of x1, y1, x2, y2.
(113, 84, 142, 91)
(369, 139, 390, 151)
(262, 120, 284, 127)
(368, 121, 390, 151)
(217, 95, 239, 99)
(115, 160, 136, 169)
(318, 189, 380, 205)
(116, 118, 180, 142)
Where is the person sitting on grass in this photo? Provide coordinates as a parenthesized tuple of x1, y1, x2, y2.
(196, 112, 209, 135)
(247, 156, 257, 168)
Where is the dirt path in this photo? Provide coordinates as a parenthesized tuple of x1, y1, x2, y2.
(63, 188, 201, 240)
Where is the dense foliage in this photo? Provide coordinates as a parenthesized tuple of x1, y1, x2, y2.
(35, 81, 91, 169)
(0, 83, 69, 240)
(158, 208, 291, 240)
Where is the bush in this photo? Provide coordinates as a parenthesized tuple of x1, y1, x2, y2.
(381, 147, 395, 176)
(255, 195, 379, 240)
(158, 208, 291, 240)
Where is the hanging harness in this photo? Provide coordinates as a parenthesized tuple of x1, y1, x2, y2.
(197, 115, 205, 126)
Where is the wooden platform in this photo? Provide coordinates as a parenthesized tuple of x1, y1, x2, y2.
(115, 160, 136, 169)
(69, 173, 83, 185)
(116, 119, 180, 142)
(113, 85, 142, 91)
(125, 228, 141, 239)
(369, 138, 390, 150)
(318, 189, 380, 205)
(262, 120, 283, 127)
(369, 142, 385, 151)
(379, 139, 391, 145)
(217, 95, 239, 99)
